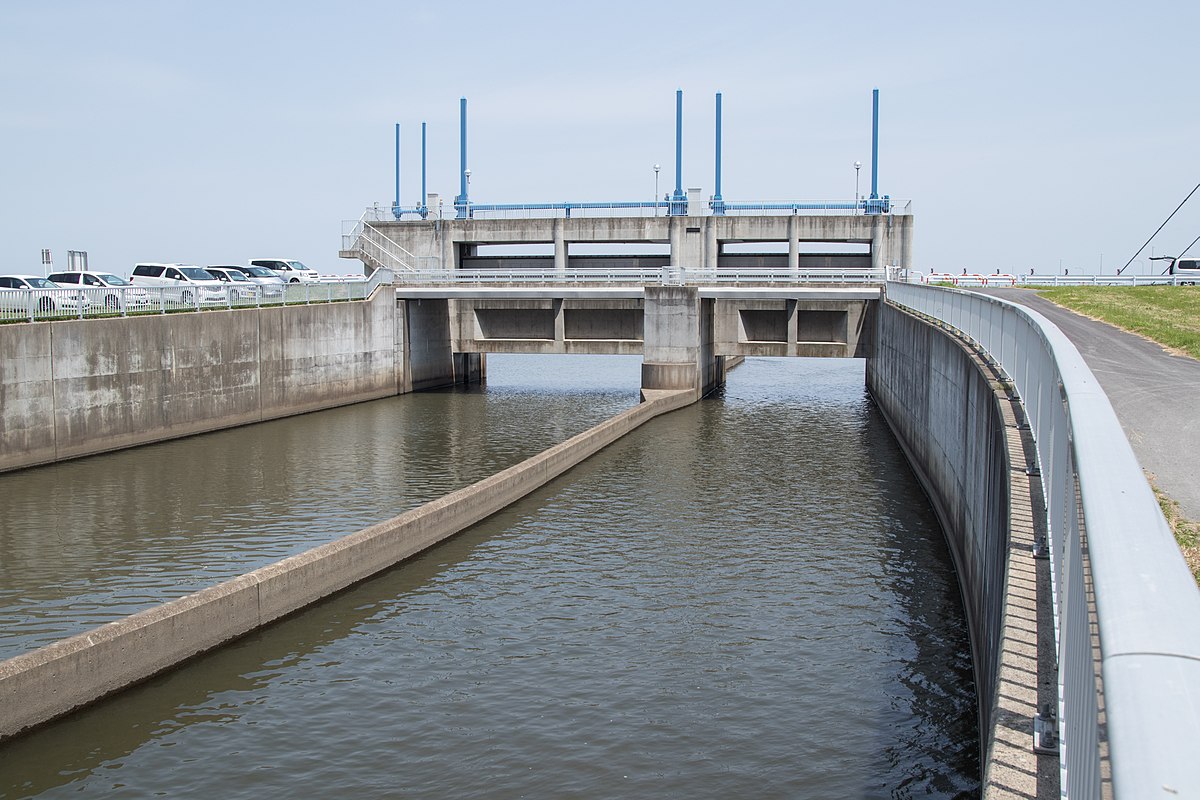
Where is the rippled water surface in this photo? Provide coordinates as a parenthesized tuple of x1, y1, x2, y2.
(0, 355, 979, 798)
(0, 356, 641, 658)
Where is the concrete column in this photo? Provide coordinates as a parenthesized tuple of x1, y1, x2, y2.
(553, 219, 567, 273)
(788, 214, 800, 272)
(440, 228, 455, 272)
(453, 352, 485, 385)
(406, 298, 458, 390)
(668, 217, 683, 268)
(705, 219, 718, 270)
(871, 218, 885, 271)
(641, 286, 722, 397)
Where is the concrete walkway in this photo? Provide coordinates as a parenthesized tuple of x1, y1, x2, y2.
(979, 288, 1200, 521)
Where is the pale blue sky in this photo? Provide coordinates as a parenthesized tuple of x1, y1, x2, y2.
(2, 0, 1197, 275)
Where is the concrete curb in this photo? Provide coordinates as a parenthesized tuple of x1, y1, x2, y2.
(0, 387, 696, 742)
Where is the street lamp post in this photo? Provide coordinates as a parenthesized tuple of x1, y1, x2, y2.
(854, 161, 862, 207)
(654, 164, 661, 216)
(464, 169, 471, 218)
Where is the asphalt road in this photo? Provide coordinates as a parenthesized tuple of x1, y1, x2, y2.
(979, 287, 1200, 521)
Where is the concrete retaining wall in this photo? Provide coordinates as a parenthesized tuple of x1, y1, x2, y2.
(0, 388, 695, 741)
(866, 302, 1010, 752)
(0, 292, 399, 472)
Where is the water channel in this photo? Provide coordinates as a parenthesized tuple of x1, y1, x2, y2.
(0, 355, 979, 798)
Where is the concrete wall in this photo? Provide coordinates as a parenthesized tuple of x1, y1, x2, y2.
(0, 388, 696, 742)
(356, 213, 913, 272)
(865, 301, 1009, 749)
(0, 292, 400, 473)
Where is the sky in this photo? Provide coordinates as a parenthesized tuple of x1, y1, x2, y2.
(2, 0, 1198, 276)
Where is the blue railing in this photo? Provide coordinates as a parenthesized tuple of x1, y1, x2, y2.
(385, 196, 908, 221)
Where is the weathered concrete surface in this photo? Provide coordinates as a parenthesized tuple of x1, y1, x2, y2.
(0, 388, 696, 742)
(868, 301, 1057, 798)
(356, 213, 913, 272)
(0, 291, 399, 472)
(0, 324, 56, 466)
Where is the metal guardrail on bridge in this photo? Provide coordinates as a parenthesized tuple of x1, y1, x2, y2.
(921, 273, 1194, 288)
(390, 267, 887, 287)
(886, 282, 1200, 799)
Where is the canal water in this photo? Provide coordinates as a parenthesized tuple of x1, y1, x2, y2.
(0, 355, 979, 798)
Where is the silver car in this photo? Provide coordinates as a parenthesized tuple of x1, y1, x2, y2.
(207, 265, 286, 299)
(0, 274, 93, 318)
(47, 270, 151, 311)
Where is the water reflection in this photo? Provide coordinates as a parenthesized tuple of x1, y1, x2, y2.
(0, 356, 978, 798)
(0, 355, 642, 658)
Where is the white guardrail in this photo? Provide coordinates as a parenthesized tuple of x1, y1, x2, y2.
(886, 282, 1200, 799)
(0, 270, 394, 325)
(390, 267, 888, 286)
(922, 273, 1194, 287)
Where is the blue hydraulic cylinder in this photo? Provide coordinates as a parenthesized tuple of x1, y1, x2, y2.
(420, 121, 428, 219)
(456, 97, 469, 218)
(394, 123, 401, 215)
(712, 91, 725, 215)
(870, 88, 879, 200)
(671, 89, 686, 215)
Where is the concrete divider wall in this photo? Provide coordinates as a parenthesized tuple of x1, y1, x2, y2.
(0, 388, 695, 741)
(865, 302, 1009, 745)
(0, 291, 399, 473)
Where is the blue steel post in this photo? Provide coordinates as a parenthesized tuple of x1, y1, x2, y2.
(420, 121, 428, 219)
(456, 97, 469, 219)
(870, 88, 879, 200)
(712, 91, 725, 215)
(671, 89, 686, 215)
(393, 123, 401, 219)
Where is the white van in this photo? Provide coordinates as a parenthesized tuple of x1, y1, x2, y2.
(1169, 256, 1200, 285)
(248, 258, 321, 283)
(130, 263, 228, 305)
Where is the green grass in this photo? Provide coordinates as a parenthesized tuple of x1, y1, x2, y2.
(1037, 286, 1200, 360)
(1155, 486, 1200, 584)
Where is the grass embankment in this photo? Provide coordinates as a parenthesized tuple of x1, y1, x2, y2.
(1036, 285, 1200, 578)
(1037, 285, 1200, 360)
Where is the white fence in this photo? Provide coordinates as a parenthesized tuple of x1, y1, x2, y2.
(886, 282, 1200, 799)
(390, 267, 887, 287)
(921, 273, 1193, 287)
(0, 271, 393, 325)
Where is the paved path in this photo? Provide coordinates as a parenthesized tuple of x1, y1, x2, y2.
(979, 288, 1200, 521)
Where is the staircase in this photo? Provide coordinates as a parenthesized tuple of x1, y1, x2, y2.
(340, 212, 440, 273)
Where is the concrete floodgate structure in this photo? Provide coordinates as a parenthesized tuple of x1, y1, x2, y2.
(0, 278, 1071, 795)
(0, 387, 695, 742)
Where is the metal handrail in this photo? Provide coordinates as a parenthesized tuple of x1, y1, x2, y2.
(356, 199, 914, 222)
(886, 282, 1200, 799)
(341, 210, 436, 272)
(390, 267, 886, 287)
(922, 273, 1192, 287)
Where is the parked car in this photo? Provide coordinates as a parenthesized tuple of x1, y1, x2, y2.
(1169, 256, 1200, 285)
(203, 266, 265, 301)
(0, 274, 92, 316)
(248, 258, 321, 283)
(47, 270, 151, 310)
(207, 264, 286, 297)
(130, 263, 227, 305)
